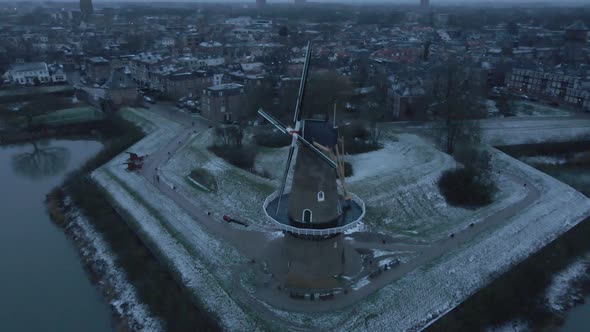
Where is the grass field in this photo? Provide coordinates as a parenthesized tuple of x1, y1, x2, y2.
(0, 85, 74, 99)
(162, 128, 529, 242)
(31, 106, 104, 126)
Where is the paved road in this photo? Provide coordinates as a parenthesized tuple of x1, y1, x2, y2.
(382, 111, 590, 129)
(382, 114, 590, 145)
(134, 107, 543, 315)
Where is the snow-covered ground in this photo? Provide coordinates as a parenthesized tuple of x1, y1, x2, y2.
(92, 108, 590, 332)
(484, 99, 573, 118)
(384, 116, 590, 149)
(92, 108, 259, 331)
(485, 319, 530, 332)
(545, 254, 590, 313)
(64, 197, 163, 332)
(513, 101, 574, 117)
(161, 129, 276, 229)
(481, 117, 590, 146)
(520, 155, 567, 166)
(326, 150, 590, 332)
(344, 134, 528, 241)
(163, 129, 529, 242)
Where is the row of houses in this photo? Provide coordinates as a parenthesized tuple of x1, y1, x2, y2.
(2, 62, 67, 85)
(506, 68, 590, 111)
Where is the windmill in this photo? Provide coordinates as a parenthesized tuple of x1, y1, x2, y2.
(259, 42, 364, 236)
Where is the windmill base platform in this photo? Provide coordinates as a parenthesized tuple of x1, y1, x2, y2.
(263, 191, 365, 238)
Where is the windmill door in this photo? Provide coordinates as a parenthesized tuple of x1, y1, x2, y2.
(302, 209, 312, 223)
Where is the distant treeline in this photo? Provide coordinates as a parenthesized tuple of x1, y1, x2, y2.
(447, 6, 590, 31)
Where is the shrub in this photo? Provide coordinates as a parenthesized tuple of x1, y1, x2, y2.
(189, 168, 217, 192)
(339, 122, 370, 141)
(343, 161, 353, 177)
(253, 131, 291, 148)
(339, 121, 382, 155)
(438, 167, 496, 207)
(208, 145, 258, 170)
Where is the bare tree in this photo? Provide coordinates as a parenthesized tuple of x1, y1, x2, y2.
(305, 71, 353, 118)
(12, 141, 70, 179)
(214, 125, 243, 147)
(430, 62, 485, 155)
(19, 94, 71, 129)
(496, 93, 515, 117)
(369, 120, 382, 146)
(246, 81, 275, 118)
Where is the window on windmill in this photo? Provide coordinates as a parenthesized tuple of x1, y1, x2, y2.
(317, 191, 325, 202)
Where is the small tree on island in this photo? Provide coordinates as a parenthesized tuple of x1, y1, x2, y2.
(430, 61, 486, 155)
(210, 125, 257, 170)
(430, 61, 498, 207)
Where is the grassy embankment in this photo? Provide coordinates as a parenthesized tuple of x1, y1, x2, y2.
(47, 114, 220, 332)
(428, 216, 590, 331)
(428, 142, 590, 331)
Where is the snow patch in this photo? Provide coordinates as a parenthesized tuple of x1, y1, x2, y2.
(545, 254, 590, 312)
(485, 319, 529, 332)
(64, 199, 163, 332)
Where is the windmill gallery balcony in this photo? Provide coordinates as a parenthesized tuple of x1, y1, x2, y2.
(263, 191, 365, 237)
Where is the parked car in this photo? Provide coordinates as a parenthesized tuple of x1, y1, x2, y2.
(144, 96, 156, 104)
(176, 96, 188, 108)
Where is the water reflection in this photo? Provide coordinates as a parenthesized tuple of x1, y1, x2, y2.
(12, 140, 71, 179)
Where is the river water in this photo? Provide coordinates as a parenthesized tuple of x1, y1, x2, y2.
(531, 168, 590, 332)
(562, 293, 590, 332)
(0, 139, 114, 332)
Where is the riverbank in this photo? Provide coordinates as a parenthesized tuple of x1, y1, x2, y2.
(46, 191, 161, 332)
(0, 117, 107, 145)
(427, 217, 590, 331)
(44, 114, 220, 332)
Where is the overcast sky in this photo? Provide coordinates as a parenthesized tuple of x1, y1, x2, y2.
(5, 0, 586, 3)
(3, 0, 588, 4)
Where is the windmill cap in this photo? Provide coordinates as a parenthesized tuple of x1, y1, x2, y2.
(303, 119, 338, 147)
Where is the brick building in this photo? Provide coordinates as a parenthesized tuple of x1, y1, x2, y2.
(387, 80, 428, 121)
(86, 56, 111, 84)
(163, 69, 223, 99)
(506, 68, 590, 111)
(506, 68, 579, 98)
(105, 68, 138, 107)
(201, 83, 246, 123)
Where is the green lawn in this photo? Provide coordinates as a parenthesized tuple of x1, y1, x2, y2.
(31, 106, 104, 126)
(0, 85, 74, 99)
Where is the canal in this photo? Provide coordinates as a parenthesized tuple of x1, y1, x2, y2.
(0, 139, 114, 332)
(499, 143, 590, 332)
(562, 293, 590, 332)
